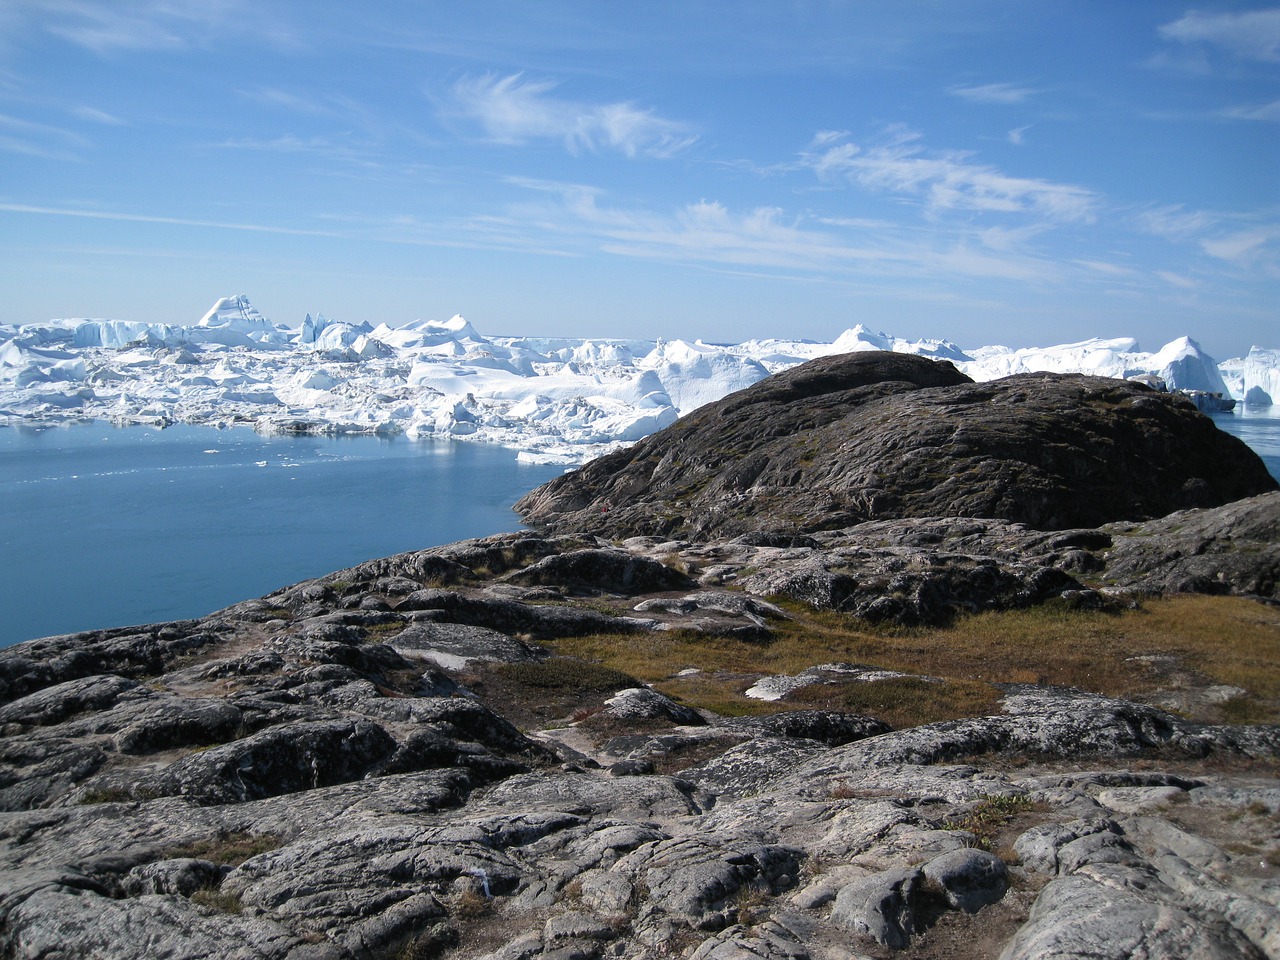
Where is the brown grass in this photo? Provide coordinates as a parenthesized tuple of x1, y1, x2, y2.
(788, 676, 1001, 730)
(167, 831, 284, 866)
(542, 595, 1280, 728)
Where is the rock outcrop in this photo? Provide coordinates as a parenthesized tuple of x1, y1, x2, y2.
(515, 352, 1277, 539)
(1, 517, 1278, 959)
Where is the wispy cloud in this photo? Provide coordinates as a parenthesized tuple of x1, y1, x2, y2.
(0, 112, 88, 161)
(949, 82, 1037, 104)
(70, 105, 125, 126)
(237, 87, 337, 118)
(487, 177, 1073, 287)
(1223, 99, 1280, 122)
(1157, 270, 1197, 289)
(1135, 203, 1280, 268)
(1073, 258, 1136, 277)
(443, 73, 697, 158)
(1201, 228, 1277, 262)
(9, 0, 297, 56)
(801, 128, 1098, 222)
(1158, 8, 1280, 62)
(1134, 204, 1217, 241)
(1007, 125, 1030, 145)
(0, 202, 345, 238)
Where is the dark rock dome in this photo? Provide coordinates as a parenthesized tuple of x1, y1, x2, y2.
(516, 352, 1277, 539)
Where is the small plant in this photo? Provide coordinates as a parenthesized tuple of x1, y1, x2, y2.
(363, 621, 406, 640)
(450, 887, 491, 919)
(941, 795, 1038, 850)
(659, 551, 691, 575)
(394, 924, 458, 960)
(168, 831, 284, 866)
(77, 786, 135, 805)
(729, 883, 771, 926)
(191, 886, 242, 914)
(494, 658, 638, 693)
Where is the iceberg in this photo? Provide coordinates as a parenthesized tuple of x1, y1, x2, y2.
(1242, 347, 1280, 406)
(1, 294, 1278, 462)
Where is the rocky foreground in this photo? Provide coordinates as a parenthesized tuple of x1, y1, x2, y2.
(2, 493, 1279, 960)
(3, 353, 1279, 959)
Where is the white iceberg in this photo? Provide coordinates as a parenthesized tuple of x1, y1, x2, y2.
(1242, 347, 1280, 406)
(1, 294, 1277, 462)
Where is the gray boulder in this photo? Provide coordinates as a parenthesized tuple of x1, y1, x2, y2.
(921, 848, 1008, 913)
(601, 688, 705, 726)
(830, 866, 922, 948)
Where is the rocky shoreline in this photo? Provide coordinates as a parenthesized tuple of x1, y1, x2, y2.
(2, 353, 1278, 959)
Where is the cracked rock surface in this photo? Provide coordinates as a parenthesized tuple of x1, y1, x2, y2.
(2, 515, 1278, 960)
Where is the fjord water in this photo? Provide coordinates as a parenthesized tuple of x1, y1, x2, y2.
(0, 424, 564, 646)
(1212, 407, 1280, 482)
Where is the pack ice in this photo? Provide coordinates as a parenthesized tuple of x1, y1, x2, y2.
(0, 295, 1273, 463)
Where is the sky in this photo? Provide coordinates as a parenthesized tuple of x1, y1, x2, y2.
(0, 2, 1277, 359)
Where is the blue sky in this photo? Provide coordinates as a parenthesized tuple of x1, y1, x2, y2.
(1, 2, 1276, 358)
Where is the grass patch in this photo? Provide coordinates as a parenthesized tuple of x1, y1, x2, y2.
(539, 594, 1280, 727)
(190, 887, 242, 914)
(362, 620, 406, 640)
(492, 657, 637, 692)
(457, 656, 642, 728)
(942, 795, 1040, 852)
(789, 676, 1000, 729)
(168, 831, 284, 866)
(77, 786, 135, 805)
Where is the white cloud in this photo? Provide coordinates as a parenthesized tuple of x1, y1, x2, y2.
(1224, 99, 1280, 122)
(0, 112, 87, 161)
(445, 73, 697, 158)
(10, 0, 291, 55)
(1136, 204, 1280, 270)
(1201, 228, 1275, 261)
(492, 178, 1069, 286)
(949, 82, 1036, 104)
(70, 105, 125, 125)
(1134, 204, 1217, 240)
(1158, 8, 1280, 62)
(1007, 125, 1029, 145)
(803, 129, 1097, 222)
(1157, 270, 1197, 289)
(0, 202, 347, 238)
(1072, 259, 1136, 277)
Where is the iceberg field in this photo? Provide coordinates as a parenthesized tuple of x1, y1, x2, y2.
(1, 295, 1274, 464)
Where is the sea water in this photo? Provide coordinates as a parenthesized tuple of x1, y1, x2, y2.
(1213, 407, 1280, 482)
(3, 410, 1278, 647)
(0, 424, 564, 646)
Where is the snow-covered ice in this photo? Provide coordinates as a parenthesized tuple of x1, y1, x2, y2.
(1, 296, 1275, 463)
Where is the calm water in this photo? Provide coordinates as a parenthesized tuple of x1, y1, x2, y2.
(0, 424, 564, 645)
(1213, 406, 1280, 482)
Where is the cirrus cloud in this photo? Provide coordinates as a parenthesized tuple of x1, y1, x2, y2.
(1158, 8, 1280, 62)
(444, 73, 697, 158)
(802, 128, 1098, 222)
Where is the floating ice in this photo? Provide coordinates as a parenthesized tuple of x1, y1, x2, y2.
(1, 295, 1276, 462)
